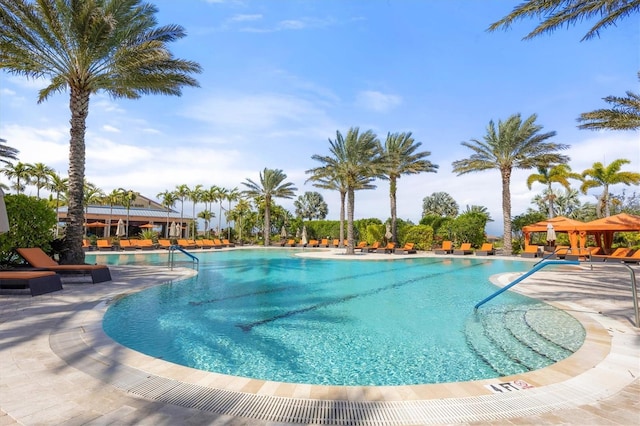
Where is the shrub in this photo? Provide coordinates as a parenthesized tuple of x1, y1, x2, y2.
(403, 225, 434, 250)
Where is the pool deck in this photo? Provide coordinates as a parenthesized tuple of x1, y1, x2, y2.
(1, 247, 638, 425)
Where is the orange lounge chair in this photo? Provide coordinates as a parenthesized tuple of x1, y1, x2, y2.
(564, 247, 601, 261)
(308, 239, 320, 247)
(622, 250, 640, 263)
(453, 243, 473, 255)
(136, 239, 156, 250)
(355, 241, 368, 251)
(434, 241, 453, 254)
(157, 239, 172, 249)
(195, 239, 213, 249)
(332, 239, 340, 247)
(592, 247, 631, 262)
(475, 243, 495, 256)
(118, 239, 138, 251)
(16, 247, 111, 284)
(177, 239, 197, 249)
(320, 238, 330, 247)
(285, 239, 296, 247)
(222, 239, 235, 247)
(96, 239, 114, 251)
(0, 270, 63, 296)
(365, 242, 381, 252)
(82, 239, 92, 251)
(521, 245, 540, 258)
(394, 242, 416, 255)
(377, 242, 396, 254)
(212, 239, 225, 248)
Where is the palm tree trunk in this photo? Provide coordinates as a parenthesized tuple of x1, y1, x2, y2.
(547, 182, 554, 218)
(501, 168, 513, 255)
(339, 190, 346, 247)
(264, 197, 271, 246)
(60, 87, 89, 264)
(390, 177, 397, 243)
(346, 188, 355, 254)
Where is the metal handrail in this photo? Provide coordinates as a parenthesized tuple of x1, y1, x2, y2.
(475, 260, 579, 310)
(168, 245, 199, 270)
(621, 263, 639, 327)
(533, 246, 569, 267)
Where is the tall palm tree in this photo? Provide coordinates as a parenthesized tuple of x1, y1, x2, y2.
(197, 210, 213, 236)
(48, 172, 68, 238)
(381, 132, 438, 242)
(0, 138, 19, 165)
(452, 113, 569, 255)
(580, 159, 640, 217)
(242, 168, 297, 246)
(84, 182, 105, 237)
(305, 173, 348, 247)
(488, 0, 640, 41)
(118, 188, 138, 237)
(0, 0, 201, 264)
(577, 73, 640, 131)
(526, 164, 582, 218)
(187, 184, 203, 239)
(225, 187, 240, 240)
(27, 162, 54, 199)
(228, 197, 251, 243)
(157, 190, 178, 238)
(422, 191, 459, 218)
(3, 162, 32, 194)
(173, 184, 190, 238)
(216, 186, 229, 237)
(308, 128, 383, 254)
(103, 189, 122, 238)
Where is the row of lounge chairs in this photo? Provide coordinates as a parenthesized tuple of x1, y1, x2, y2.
(87, 238, 235, 251)
(0, 247, 112, 296)
(521, 245, 640, 263)
(433, 241, 495, 256)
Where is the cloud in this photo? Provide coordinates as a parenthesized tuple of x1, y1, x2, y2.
(102, 125, 120, 133)
(229, 14, 262, 22)
(356, 90, 402, 113)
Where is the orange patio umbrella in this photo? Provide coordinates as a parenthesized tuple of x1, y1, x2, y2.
(139, 223, 155, 229)
(85, 221, 107, 227)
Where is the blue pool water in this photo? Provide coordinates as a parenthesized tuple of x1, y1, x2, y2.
(99, 249, 584, 386)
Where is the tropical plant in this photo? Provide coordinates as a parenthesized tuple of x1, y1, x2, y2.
(554, 188, 582, 217)
(452, 113, 569, 255)
(157, 190, 178, 238)
(118, 188, 138, 237)
(488, 0, 640, 41)
(103, 189, 122, 238)
(307, 128, 383, 253)
(0, 138, 19, 166)
(215, 186, 228, 236)
(294, 191, 329, 220)
(450, 211, 489, 248)
(3, 162, 32, 194)
(402, 224, 434, 251)
(380, 132, 438, 243)
(173, 184, 190, 238)
(197, 209, 214, 236)
(227, 197, 252, 243)
(242, 168, 297, 246)
(580, 159, 640, 217)
(48, 172, 68, 237)
(306, 172, 348, 247)
(83, 183, 105, 237)
(526, 164, 582, 218)
(224, 187, 241, 240)
(577, 73, 640, 131)
(187, 184, 203, 239)
(27, 162, 54, 199)
(461, 205, 494, 222)
(0, 0, 201, 263)
(422, 192, 459, 218)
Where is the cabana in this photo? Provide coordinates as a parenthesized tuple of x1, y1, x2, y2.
(576, 213, 640, 252)
(522, 216, 585, 250)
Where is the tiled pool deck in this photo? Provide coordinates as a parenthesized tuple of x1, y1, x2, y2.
(1, 248, 638, 425)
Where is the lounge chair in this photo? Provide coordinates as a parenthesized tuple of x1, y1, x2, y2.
(222, 239, 235, 247)
(16, 247, 111, 284)
(520, 245, 540, 258)
(592, 247, 631, 262)
(195, 239, 213, 249)
(118, 239, 137, 251)
(285, 239, 296, 247)
(394, 242, 417, 255)
(453, 243, 473, 255)
(96, 239, 114, 251)
(320, 238, 330, 247)
(177, 239, 197, 249)
(355, 241, 368, 251)
(377, 242, 396, 254)
(622, 250, 640, 263)
(136, 239, 156, 250)
(308, 239, 320, 247)
(475, 243, 495, 256)
(82, 239, 92, 251)
(564, 247, 601, 261)
(157, 239, 172, 249)
(0, 270, 63, 296)
(434, 241, 453, 254)
(212, 239, 225, 248)
(365, 242, 381, 253)
(332, 239, 340, 247)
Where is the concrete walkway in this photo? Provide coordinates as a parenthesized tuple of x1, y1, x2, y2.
(0, 250, 638, 425)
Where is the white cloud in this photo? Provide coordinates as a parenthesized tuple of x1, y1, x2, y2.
(102, 125, 120, 133)
(229, 14, 262, 22)
(356, 90, 402, 113)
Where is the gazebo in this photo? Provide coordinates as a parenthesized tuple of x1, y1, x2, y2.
(522, 216, 585, 250)
(576, 213, 640, 252)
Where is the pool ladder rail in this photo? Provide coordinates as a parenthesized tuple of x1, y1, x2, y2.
(168, 245, 199, 270)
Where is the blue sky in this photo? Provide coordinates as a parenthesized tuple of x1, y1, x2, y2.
(1, 0, 638, 235)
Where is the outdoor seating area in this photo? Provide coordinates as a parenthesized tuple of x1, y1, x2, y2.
(453, 243, 473, 255)
(0, 270, 63, 296)
(15, 247, 112, 284)
(434, 240, 453, 254)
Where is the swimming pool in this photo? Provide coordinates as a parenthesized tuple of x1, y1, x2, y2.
(99, 249, 585, 386)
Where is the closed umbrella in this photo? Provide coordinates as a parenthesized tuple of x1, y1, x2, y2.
(0, 189, 9, 234)
(175, 223, 182, 238)
(301, 226, 308, 246)
(169, 221, 178, 237)
(385, 223, 393, 241)
(116, 219, 126, 237)
(280, 226, 287, 239)
(546, 223, 556, 246)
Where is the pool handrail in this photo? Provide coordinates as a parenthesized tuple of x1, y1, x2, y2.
(474, 260, 579, 310)
(168, 245, 199, 270)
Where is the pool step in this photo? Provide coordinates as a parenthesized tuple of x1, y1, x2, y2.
(465, 304, 577, 376)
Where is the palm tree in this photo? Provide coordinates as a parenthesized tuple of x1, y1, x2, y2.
(0, 0, 201, 264)
(381, 132, 438, 242)
(174, 184, 190, 238)
(187, 184, 203, 239)
(48, 172, 68, 238)
(224, 187, 241, 240)
(228, 197, 252, 243)
(580, 159, 640, 217)
(307, 128, 383, 254)
(422, 192, 459, 218)
(118, 188, 138, 237)
(242, 168, 297, 246)
(488, 0, 640, 41)
(526, 164, 582, 218)
(215, 186, 229, 237)
(3, 162, 32, 194)
(103, 189, 122, 238)
(157, 190, 178, 238)
(294, 191, 329, 220)
(197, 210, 214, 236)
(27, 162, 54, 199)
(577, 73, 640, 131)
(305, 173, 348, 247)
(0, 138, 19, 165)
(84, 182, 105, 237)
(452, 113, 569, 255)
